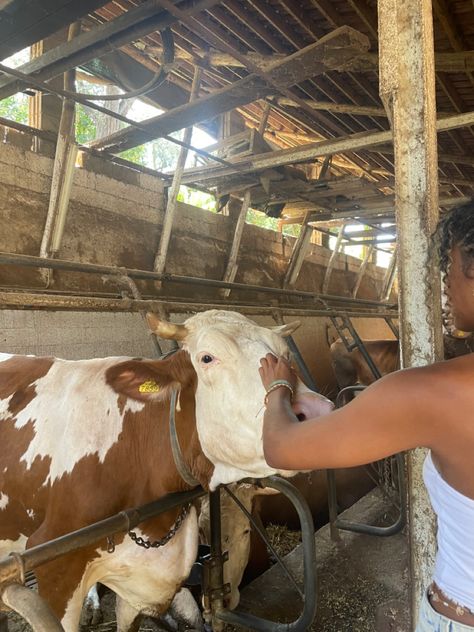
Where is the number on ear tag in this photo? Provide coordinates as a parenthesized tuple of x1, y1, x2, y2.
(138, 379, 161, 393)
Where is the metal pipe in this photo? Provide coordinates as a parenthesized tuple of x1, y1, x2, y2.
(218, 476, 317, 632)
(208, 490, 225, 632)
(0, 252, 395, 308)
(0, 290, 398, 319)
(0, 488, 205, 587)
(327, 385, 406, 537)
(1, 584, 64, 632)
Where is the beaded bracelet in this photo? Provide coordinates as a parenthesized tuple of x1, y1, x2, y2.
(264, 379, 294, 406)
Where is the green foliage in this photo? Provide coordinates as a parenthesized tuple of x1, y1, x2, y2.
(246, 208, 301, 238)
(178, 186, 216, 212)
(0, 95, 29, 124)
(75, 104, 97, 144)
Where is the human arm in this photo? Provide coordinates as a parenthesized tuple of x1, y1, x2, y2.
(259, 353, 432, 471)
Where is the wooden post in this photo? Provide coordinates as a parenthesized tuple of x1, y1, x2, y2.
(153, 66, 202, 284)
(379, 246, 398, 301)
(283, 219, 314, 289)
(220, 189, 252, 298)
(39, 22, 80, 282)
(378, 1, 443, 627)
(352, 245, 374, 298)
(322, 222, 347, 293)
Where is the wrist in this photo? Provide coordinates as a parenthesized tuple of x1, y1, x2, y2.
(264, 380, 294, 406)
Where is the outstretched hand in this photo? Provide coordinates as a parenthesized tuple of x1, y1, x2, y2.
(259, 353, 297, 392)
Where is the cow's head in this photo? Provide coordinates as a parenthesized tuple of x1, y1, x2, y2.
(146, 310, 333, 489)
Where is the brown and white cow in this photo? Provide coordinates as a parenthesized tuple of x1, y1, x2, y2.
(0, 309, 332, 631)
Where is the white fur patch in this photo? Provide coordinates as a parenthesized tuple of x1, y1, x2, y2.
(3, 357, 144, 483)
(61, 508, 198, 632)
(0, 492, 8, 510)
(0, 534, 27, 558)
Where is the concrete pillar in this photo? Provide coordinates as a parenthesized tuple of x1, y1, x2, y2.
(378, 0, 444, 627)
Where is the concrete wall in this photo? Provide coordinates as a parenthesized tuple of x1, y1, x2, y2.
(0, 127, 395, 395)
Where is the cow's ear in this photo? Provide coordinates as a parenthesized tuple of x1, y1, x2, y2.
(271, 320, 301, 337)
(106, 360, 173, 401)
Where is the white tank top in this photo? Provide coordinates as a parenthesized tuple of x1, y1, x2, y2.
(423, 451, 474, 611)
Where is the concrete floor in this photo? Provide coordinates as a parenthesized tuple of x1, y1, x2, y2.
(237, 489, 410, 632)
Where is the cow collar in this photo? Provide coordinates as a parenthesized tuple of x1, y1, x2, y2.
(169, 387, 200, 488)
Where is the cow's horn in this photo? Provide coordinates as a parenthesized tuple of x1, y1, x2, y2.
(146, 313, 188, 340)
(271, 320, 301, 337)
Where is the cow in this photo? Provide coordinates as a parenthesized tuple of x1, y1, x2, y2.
(330, 333, 474, 390)
(0, 309, 333, 631)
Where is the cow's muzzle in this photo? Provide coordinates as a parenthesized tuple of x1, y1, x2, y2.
(292, 392, 334, 422)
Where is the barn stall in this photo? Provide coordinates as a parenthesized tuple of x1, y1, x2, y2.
(0, 0, 473, 630)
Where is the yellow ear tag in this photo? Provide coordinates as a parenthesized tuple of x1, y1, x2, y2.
(138, 379, 161, 393)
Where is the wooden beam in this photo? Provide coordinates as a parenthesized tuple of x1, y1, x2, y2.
(322, 222, 347, 293)
(90, 26, 371, 153)
(179, 109, 474, 186)
(379, 245, 397, 301)
(153, 67, 202, 284)
(0, 0, 109, 61)
(352, 245, 374, 298)
(0, 0, 219, 100)
(275, 97, 387, 118)
(220, 189, 252, 298)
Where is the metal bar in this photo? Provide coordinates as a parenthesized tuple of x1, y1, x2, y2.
(378, 1, 443, 620)
(326, 386, 406, 537)
(1, 584, 64, 632)
(0, 488, 205, 587)
(222, 486, 303, 599)
(154, 66, 202, 282)
(218, 476, 317, 632)
(208, 490, 225, 632)
(0, 252, 394, 307)
(0, 290, 398, 319)
(220, 189, 251, 298)
(272, 312, 319, 392)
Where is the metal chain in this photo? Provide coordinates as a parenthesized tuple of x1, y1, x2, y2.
(128, 502, 191, 549)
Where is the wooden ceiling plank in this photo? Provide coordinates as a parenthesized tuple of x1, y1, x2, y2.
(90, 26, 371, 153)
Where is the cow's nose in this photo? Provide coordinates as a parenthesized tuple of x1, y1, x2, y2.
(292, 393, 334, 422)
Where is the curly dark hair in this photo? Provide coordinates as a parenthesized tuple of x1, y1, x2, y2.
(436, 200, 474, 275)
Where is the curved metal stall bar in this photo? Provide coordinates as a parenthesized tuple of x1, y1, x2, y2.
(327, 385, 406, 537)
(1, 584, 64, 632)
(216, 476, 317, 632)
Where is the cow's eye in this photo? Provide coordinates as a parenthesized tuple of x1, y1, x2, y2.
(201, 354, 214, 364)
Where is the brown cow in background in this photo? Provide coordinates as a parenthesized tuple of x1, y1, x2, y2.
(330, 334, 474, 389)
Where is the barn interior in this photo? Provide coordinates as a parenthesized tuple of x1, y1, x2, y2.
(0, 0, 473, 630)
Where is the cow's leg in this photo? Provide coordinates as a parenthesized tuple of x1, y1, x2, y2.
(168, 588, 203, 631)
(116, 596, 142, 632)
(80, 583, 103, 626)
